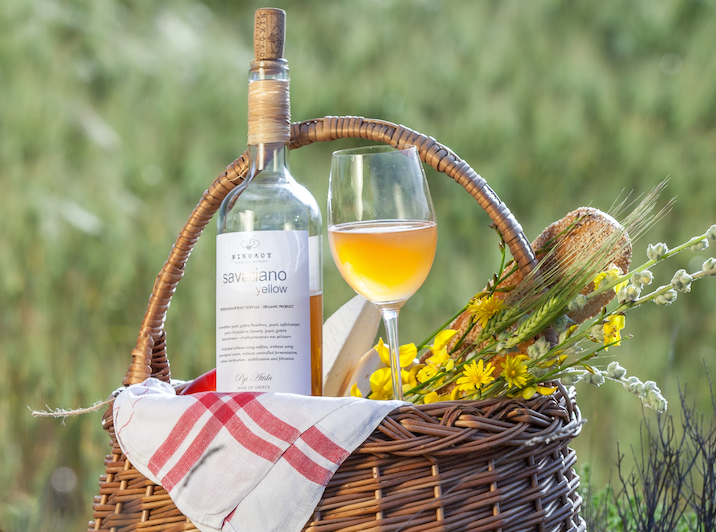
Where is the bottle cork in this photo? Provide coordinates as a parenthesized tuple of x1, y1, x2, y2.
(254, 8, 285, 61)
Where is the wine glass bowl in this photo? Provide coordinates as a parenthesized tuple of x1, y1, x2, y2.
(328, 220, 437, 307)
(328, 145, 437, 399)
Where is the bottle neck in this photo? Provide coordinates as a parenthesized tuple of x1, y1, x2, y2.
(249, 142, 290, 176)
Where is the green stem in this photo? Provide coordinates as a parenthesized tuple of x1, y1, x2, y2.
(489, 233, 507, 296)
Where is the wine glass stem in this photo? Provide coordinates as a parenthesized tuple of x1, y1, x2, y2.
(380, 308, 403, 401)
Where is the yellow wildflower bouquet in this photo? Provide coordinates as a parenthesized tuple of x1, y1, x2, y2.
(352, 185, 716, 412)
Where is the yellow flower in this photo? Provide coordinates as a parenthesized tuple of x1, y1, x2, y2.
(426, 348, 455, 370)
(427, 347, 450, 366)
(501, 355, 529, 389)
(409, 364, 424, 383)
(537, 386, 557, 396)
(416, 363, 438, 383)
(456, 359, 496, 393)
(416, 349, 455, 385)
(403, 368, 418, 389)
(615, 280, 629, 293)
(350, 383, 362, 398)
(512, 384, 557, 400)
(431, 329, 458, 355)
(415, 330, 458, 384)
(375, 338, 417, 368)
(519, 386, 537, 399)
(467, 294, 504, 329)
(603, 314, 625, 350)
(369, 368, 393, 400)
(423, 391, 440, 404)
(594, 265, 622, 291)
(423, 390, 453, 404)
(367, 366, 414, 400)
(416, 350, 454, 383)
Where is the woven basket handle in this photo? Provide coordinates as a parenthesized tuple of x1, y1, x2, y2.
(123, 116, 537, 386)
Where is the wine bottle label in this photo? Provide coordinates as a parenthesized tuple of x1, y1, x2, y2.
(216, 230, 311, 394)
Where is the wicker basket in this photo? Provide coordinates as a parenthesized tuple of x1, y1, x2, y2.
(89, 116, 586, 532)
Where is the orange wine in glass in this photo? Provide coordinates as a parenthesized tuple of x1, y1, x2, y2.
(328, 146, 437, 400)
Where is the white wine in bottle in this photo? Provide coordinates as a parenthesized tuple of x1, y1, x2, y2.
(216, 8, 322, 395)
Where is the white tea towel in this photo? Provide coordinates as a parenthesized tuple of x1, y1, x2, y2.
(113, 378, 404, 532)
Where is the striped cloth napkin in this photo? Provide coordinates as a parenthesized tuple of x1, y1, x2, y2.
(113, 378, 404, 532)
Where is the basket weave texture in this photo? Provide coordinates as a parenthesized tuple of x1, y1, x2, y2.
(89, 117, 585, 532)
(309, 388, 583, 532)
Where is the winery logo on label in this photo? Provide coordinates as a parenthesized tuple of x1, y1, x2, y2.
(241, 236, 260, 250)
(229, 235, 272, 263)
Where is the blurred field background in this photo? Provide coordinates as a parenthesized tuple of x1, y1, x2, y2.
(1, 0, 716, 529)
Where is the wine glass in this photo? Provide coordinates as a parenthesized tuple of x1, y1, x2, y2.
(328, 145, 437, 400)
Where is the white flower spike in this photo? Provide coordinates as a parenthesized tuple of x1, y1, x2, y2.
(706, 225, 716, 241)
(583, 371, 605, 386)
(631, 270, 654, 288)
(607, 361, 627, 379)
(702, 258, 716, 276)
(647, 242, 669, 261)
(671, 269, 693, 293)
(690, 238, 709, 252)
(655, 289, 678, 306)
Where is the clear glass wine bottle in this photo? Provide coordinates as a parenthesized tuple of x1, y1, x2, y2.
(216, 8, 322, 395)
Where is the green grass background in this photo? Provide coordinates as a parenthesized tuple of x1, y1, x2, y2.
(1, 0, 715, 529)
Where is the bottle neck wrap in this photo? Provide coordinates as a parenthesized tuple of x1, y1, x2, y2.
(247, 79, 290, 146)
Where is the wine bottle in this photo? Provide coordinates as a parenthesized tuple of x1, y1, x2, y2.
(216, 8, 322, 395)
